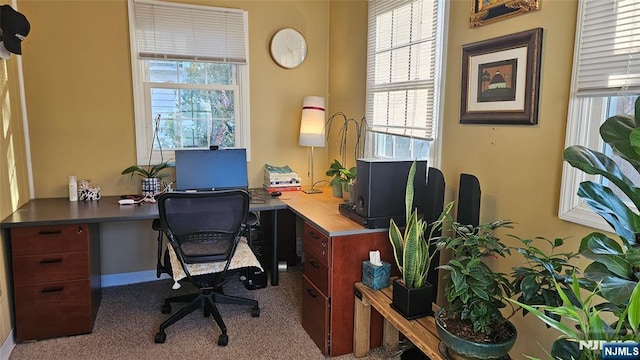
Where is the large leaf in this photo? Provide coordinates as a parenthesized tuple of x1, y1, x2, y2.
(403, 212, 420, 287)
(584, 261, 638, 305)
(577, 181, 640, 246)
(564, 145, 640, 206)
(579, 232, 624, 256)
(627, 282, 640, 334)
(404, 162, 416, 224)
(600, 113, 640, 171)
(389, 219, 405, 272)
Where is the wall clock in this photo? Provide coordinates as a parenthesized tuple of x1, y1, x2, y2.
(269, 28, 307, 69)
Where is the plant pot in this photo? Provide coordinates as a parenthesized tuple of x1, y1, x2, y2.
(435, 308, 516, 360)
(141, 177, 161, 198)
(342, 182, 351, 202)
(331, 182, 343, 198)
(390, 278, 434, 319)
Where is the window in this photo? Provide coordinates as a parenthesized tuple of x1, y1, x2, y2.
(365, 0, 447, 163)
(127, 0, 250, 165)
(559, 0, 640, 231)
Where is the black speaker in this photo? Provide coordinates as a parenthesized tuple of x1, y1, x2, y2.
(353, 159, 427, 228)
(457, 174, 480, 227)
(424, 167, 445, 307)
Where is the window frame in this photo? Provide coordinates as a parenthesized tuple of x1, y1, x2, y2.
(127, 0, 251, 165)
(559, 0, 639, 231)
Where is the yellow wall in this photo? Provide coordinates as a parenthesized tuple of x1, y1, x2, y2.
(441, 0, 601, 357)
(0, 0, 32, 347)
(18, 0, 330, 198)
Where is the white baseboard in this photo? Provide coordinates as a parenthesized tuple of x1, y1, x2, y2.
(0, 329, 15, 360)
(101, 270, 170, 288)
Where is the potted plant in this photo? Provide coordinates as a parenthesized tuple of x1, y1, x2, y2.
(388, 161, 451, 319)
(434, 217, 518, 359)
(512, 96, 640, 358)
(121, 160, 171, 198)
(325, 159, 356, 200)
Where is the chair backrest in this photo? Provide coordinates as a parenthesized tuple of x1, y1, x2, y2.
(157, 190, 250, 265)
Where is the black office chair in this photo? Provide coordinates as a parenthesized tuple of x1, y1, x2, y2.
(154, 190, 260, 346)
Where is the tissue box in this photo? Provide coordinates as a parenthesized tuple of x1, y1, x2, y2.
(362, 260, 391, 290)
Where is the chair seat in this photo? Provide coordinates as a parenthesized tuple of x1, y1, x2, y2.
(167, 236, 263, 283)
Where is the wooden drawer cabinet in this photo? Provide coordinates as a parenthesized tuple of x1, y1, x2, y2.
(10, 224, 101, 342)
(301, 221, 393, 356)
(301, 275, 329, 355)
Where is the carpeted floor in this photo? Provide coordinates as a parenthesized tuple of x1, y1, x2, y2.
(9, 269, 398, 360)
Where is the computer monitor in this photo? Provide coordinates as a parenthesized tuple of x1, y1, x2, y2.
(175, 148, 249, 191)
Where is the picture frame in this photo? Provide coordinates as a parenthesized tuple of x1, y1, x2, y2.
(460, 27, 543, 125)
(470, 0, 540, 28)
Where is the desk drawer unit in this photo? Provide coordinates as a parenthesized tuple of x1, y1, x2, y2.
(10, 224, 101, 342)
(301, 219, 393, 357)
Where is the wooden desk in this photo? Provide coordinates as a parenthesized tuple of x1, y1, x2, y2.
(280, 189, 395, 357)
(1, 193, 288, 285)
(0, 192, 287, 341)
(353, 282, 443, 360)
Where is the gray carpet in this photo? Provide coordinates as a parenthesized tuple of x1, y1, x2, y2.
(9, 270, 395, 360)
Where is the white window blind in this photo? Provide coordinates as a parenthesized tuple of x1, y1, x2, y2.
(132, 0, 247, 63)
(366, 0, 441, 140)
(575, 0, 640, 97)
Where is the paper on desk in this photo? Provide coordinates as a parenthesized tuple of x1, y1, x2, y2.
(369, 250, 382, 266)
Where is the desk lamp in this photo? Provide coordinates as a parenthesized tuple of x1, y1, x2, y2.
(299, 96, 326, 194)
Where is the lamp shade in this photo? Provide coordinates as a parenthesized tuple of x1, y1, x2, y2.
(299, 96, 326, 147)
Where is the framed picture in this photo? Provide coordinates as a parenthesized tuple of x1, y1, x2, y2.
(470, 0, 540, 27)
(460, 27, 543, 125)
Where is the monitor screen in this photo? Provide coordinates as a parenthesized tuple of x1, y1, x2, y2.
(175, 148, 249, 191)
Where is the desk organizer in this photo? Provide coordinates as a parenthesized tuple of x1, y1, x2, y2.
(362, 260, 391, 290)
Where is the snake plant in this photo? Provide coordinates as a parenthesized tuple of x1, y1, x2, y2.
(388, 161, 451, 289)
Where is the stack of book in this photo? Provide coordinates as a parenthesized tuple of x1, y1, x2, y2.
(263, 164, 301, 193)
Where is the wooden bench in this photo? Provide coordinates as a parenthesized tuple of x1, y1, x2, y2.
(353, 281, 444, 359)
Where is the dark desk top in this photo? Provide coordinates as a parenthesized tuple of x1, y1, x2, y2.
(1, 192, 287, 228)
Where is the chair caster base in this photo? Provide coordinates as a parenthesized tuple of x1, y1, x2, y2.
(161, 303, 171, 314)
(154, 331, 166, 343)
(218, 334, 228, 346)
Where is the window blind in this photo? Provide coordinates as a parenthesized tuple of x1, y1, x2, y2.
(575, 0, 640, 97)
(132, 0, 247, 63)
(366, 0, 441, 140)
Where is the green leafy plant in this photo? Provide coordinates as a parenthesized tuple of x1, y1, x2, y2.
(325, 159, 356, 186)
(437, 217, 515, 336)
(510, 273, 640, 360)
(121, 161, 171, 179)
(388, 161, 452, 289)
(510, 236, 580, 321)
(563, 96, 640, 312)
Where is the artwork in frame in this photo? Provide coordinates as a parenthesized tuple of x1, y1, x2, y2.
(460, 27, 543, 125)
(470, 0, 540, 27)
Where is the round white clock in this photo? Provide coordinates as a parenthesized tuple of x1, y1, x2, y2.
(269, 28, 307, 69)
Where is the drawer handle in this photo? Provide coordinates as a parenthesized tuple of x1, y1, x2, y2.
(309, 260, 320, 268)
(41, 286, 64, 293)
(38, 230, 61, 235)
(306, 288, 318, 298)
(309, 232, 320, 240)
(40, 258, 63, 264)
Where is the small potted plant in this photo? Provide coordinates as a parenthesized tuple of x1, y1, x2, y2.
(325, 159, 356, 199)
(121, 160, 171, 198)
(388, 161, 451, 319)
